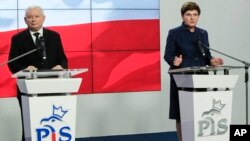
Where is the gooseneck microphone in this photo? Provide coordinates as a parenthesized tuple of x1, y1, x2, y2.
(196, 39, 206, 57)
(0, 35, 46, 67)
(38, 36, 46, 60)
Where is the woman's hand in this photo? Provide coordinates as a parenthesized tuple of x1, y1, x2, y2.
(210, 57, 224, 66)
(173, 55, 182, 66)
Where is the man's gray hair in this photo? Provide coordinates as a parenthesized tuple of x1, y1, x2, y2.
(25, 5, 44, 17)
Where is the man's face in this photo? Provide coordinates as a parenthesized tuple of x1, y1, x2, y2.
(182, 10, 199, 29)
(24, 8, 45, 31)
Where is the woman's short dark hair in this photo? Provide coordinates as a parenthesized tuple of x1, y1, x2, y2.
(181, 2, 201, 16)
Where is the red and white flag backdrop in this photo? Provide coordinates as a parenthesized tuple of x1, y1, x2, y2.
(0, 0, 160, 98)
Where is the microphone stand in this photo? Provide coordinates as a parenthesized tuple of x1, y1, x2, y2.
(203, 44, 250, 125)
(0, 47, 41, 67)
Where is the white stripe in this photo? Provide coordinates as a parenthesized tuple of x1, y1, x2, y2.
(1, 10, 159, 32)
(11, 0, 159, 9)
(0, 0, 159, 31)
(18, 10, 91, 29)
(0, 0, 17, 9)
(17, 0, 91, 9)
(17, 10, 159, 29)
(92, 0, 159, 9)
(0, 11, 17, 32)
(92, 10, 159, 23)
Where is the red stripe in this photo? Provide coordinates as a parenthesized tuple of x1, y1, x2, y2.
(92, 19, 160, 51)
(52, 132, 56, 141)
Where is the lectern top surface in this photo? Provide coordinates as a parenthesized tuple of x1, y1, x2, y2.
(12, 68, 88, 78)
(168, 66, 245, 74)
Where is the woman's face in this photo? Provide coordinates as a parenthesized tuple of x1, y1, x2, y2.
(182, 10, 199, 31)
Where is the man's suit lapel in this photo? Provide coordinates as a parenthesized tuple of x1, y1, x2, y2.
(24, 29, 42, 58)
(23, 29, 36, 49)
(42, 28, 49, 47)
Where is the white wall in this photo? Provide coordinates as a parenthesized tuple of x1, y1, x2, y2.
(1, 0, 250, 140)
(75, 91, 171, 138)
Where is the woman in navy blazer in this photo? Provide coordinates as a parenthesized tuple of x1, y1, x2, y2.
(8, 6, 68, 141)
(164, 2, 223, 141)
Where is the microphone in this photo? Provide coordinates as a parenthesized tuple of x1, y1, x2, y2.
(38, 36, 46, 60)
(0, 36, 46, 67)
(0, 48, 41, 67)
(196, 39, 206, 57)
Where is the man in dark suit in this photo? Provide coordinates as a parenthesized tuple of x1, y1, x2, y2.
(8, 5, 68, 141)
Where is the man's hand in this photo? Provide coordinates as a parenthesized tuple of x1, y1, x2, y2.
(52, 65, 64, 70)
(25, 66, 38, 71)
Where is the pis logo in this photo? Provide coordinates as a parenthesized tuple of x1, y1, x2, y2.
(198, 99, 228, 137)
(36, 105, 72, 141)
